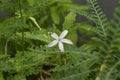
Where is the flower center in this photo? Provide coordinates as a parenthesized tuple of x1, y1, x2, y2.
(58, 37, 62, 42)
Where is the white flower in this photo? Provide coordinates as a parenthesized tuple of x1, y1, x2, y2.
(47, 30, 73, 52)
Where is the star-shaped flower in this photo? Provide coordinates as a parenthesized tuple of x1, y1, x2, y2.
(47, 30, 73, 52)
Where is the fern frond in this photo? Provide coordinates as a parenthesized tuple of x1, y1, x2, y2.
(112, 0, 120, 28)
(70, 9, 94, 21)
(87, 0, 109, 38)
(105, 60, 120, 80)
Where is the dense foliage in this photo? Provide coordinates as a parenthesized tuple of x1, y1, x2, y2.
(0, 0, 120, 80)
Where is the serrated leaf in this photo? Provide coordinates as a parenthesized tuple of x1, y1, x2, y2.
(16, 31, 51, 43)
(62, 12, 77, 44)
(63, 12, 76, 30)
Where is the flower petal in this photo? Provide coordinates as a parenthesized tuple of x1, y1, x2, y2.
(61, 39, 73, 45)
(60, 30, 68, 39)
(58, 42, 64, 52)
(47, 40, 58, 47)
(51, 33, 59, 40)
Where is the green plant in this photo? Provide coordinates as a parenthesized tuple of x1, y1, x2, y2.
(0, 0, 120, 80)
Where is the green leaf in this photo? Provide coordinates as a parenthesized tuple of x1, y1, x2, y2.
(63, 12, 76, 30)
(16, 30, 51, 43)
(63, 12, 77, 44)
(28, 0, 36, 6)
(64, 4, 89, 11)
(50, 7, 60, 24)
(75, 22, 95, 35)
(0, 73, 4, 80)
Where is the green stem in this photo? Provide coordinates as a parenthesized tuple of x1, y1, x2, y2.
(18, 0, 24, 53)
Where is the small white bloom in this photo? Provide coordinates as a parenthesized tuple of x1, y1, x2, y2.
(47, 30, 73, 52)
